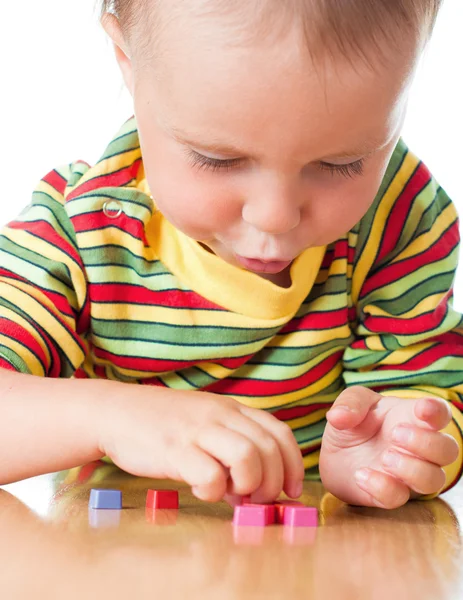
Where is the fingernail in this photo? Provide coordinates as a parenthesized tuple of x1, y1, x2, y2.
(392, 426, 412, 445)
(292, 481, 303, 498)
(329, 406, 352, 415)
(354, 469, 370, 483)
(383, 451, 400, 468)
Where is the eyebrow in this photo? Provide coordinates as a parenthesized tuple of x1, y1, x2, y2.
(168, 124, 387, 161)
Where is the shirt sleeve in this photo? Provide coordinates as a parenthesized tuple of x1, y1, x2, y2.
(343, 144, 463, 494)
(0, 164, 90, 377)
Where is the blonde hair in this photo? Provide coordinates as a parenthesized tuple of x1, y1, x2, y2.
(99, 0, 443, 65)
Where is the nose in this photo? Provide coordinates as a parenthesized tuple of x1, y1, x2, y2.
(241, 184, 301, 235)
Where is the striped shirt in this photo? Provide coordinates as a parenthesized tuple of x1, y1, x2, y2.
(1, 116, 462, 490)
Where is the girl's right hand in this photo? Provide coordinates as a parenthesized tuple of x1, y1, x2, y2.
(98, 387, 305, 503)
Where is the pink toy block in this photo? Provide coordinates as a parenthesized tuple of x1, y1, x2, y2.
(283, 505, 318, 527)
(146, 489, 179, 509)
(242, 502, 276, 525)
(274, 500, 304, 524)
(233, 505, 268, 527)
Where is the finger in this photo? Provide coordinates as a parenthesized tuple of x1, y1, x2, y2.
(391, 425, 460, 467)
(381, 449, 446, 495)
(239, 406, 305, 499)
(327, 386, 382, 430)
(414, 397, 452, 431)
(196, 424, 265, 497)
(354, 468, 410, 509)
(176, 445, 229, 502)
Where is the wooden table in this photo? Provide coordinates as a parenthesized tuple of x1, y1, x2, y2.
(1, 461, 462, 599)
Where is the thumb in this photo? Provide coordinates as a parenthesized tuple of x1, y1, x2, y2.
(327, 386, 382, 431)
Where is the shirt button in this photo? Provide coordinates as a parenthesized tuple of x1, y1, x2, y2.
(102, 200, 123, 219)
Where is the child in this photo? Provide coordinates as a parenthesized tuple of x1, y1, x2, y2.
(0, 0, 461, 510)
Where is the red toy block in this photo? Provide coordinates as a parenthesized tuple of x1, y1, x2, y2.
(283, 505, 318, 527)
(242, 502, 276, 525)
(274, 500, 304, 524)
(145, 507, 178, 526)
(146, 489, 179, 509)
(233, 505, 268, 527)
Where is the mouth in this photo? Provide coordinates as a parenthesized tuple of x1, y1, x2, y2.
(234, 254, 293, 274)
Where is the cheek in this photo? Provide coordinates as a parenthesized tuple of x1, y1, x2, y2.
(309, 160, 390, 242)
(139, 133, 240, 237)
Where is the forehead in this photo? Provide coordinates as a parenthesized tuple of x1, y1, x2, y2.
(134, 12, 419, 158)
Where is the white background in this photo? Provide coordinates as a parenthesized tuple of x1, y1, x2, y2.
(1, 0, 462, 308)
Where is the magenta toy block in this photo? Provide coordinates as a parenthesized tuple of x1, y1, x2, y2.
(88, 489, 122, 510)
(242, 502, 276, 525)
(274, 500, 305, 524)
(283, 505, 318, 527)
(146, 489, 179, 509)
(233, 505, 268, 527)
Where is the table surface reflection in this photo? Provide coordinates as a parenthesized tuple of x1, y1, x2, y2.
(1, 461, 462, 600)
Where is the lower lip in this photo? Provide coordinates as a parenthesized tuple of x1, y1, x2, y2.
(234, 255, 293, 274)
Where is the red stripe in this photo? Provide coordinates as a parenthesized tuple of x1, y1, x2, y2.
(376, 343, 463, 371)
(377, 164, 432, 263)
(0, 358, 16, 371)
(364, 291, 451, 335)
(42, 169, 68, 195)
(66, 159, 142, 201)
(0, 317, 48, 370)
(93, 346, 253, 373)
(272, 403, 329, 420)
(301, 442, 321, 457)
(360, 222, 459, 299)
(280, 308, 347, 334)
(89, 283, 224, 311)
(0, 268, 75, 319)
(205, 351, 342, 396)
(7, 220, 83, 267)
(71, 211, 148, 245)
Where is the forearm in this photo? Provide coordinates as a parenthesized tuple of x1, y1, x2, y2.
(0, 369, 114, 484)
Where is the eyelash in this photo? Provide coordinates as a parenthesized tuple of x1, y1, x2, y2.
(186, 150, 365, 179)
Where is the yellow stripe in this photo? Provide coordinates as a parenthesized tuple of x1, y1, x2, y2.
(0, 303, 51, 368)
(2, 228, 86, 308)
(352, 152, 418, 304)
(0, 332, 44, 375)
(363, 293, 446, 319)
(232, 361, 343, 409)
(0, 277, 76, 329)
(34, 179, 66, 205)
(267, 326, 351, 347)
(303, 450, 320, 470)
(68, 149, 142, 191)
(0, 285, 85, 368)
(286, 407, 329, 430)
(390, 203, 457, 264)
(91, 302, 284, 329)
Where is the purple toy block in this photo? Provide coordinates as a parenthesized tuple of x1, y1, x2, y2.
(233, 505, 268, 527)
(89, 488, 122, 510)
(283, 505, 318, 527)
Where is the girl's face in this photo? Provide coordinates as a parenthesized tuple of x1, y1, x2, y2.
(104, 9, 420, 284)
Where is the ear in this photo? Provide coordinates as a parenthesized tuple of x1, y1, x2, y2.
(101, 12, 134, 96)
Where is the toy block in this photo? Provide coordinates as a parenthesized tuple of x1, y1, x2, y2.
(89, 488, 122, 510)
(145, 507, 178, 526)
(146, 489, 179, 509)
(283, 505, 318, 527)
(274, 500, 305, 524)
(88, 508, 121, 529)
(242, 502, 276, 525)
(233, 525, 265, 545)
(233, 505, 268, 527)
(282, 525, 317, 546)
